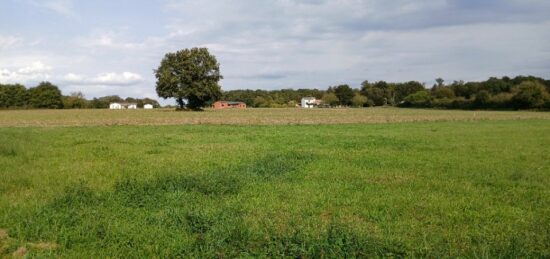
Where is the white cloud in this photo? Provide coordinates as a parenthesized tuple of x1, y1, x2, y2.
(62, 72, 144, 86)
(0, 61, 52, 84)
(17, 61, 52, 74)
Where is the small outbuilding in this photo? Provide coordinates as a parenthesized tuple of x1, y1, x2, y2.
(109, 102, 138, 109)
(301, 97, 318, 108)
(144, 104, 154, 109)
(212, 101, 246, 109)
(109, 102, 122, 109)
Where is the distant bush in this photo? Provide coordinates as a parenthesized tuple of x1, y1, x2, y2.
(473, 90, 491, 108)
(488, 93, 514, 109)
(402, 91, 431, 107)
(511, 81, 550, 109)
(351, 93, 368, 107)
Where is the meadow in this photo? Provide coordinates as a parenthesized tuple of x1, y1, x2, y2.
(0, 108, 549, 257)
(1, 107, 550, 127)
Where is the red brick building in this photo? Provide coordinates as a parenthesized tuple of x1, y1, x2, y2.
(211, 101, 247, 109)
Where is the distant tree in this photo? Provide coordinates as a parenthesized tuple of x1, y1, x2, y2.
(488, 92, 514, 109)
(474, 90, 491, 108)
(154, 47, 223, 110)
(373, 81, 389, 89)
(395, 81, 424, 103)
(88, 95, 122, 108)
(403, 91, 431, 107)
(435, 78, 445, 88)
(361, 86, 386, 106)
(0, 85, 5, 108)
(511, 81, 550, 109)
(360, 80, 370, 88)
(333, 84, 354, 106)
(63, 91, 88, 109)
(452, 81, 479, 99)
(481, 77, 512, 94)
(253, 96, 269, 107)
(351, 93, 368, 107)
(0, 84, 28, 108)
(28, 82, 63, 109)
(321, 93, 339, 107)
(431, 86, 455, 99)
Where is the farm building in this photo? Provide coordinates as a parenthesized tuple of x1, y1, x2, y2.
(212, 101, 246, 109)
(109, 103, 122, 109)
(109, 102, 138, 109)
(144, 104, 154, 109)
(301, 97, 320, 108)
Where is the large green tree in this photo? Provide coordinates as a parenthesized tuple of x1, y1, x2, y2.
(154, 47, 223, 110)
(0, 84, 28, 108)
(28, 82, 64, 109)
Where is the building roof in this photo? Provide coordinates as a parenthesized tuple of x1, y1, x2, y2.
(216, 101, 245, 105)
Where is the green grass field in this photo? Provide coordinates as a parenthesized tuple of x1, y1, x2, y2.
(1, 109, 549, 257)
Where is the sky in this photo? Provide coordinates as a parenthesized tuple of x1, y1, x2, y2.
(1, 0, 549, 104)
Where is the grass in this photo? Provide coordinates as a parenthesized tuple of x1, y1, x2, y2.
(1, 107, 549, 127)
(0, 109, 549, 257)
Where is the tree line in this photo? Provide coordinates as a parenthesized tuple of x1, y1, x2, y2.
(2, 75, 549, 110)
(223, 75, 550, 110)
(153, 47, 550, 110)
(0, 81, 160, 109)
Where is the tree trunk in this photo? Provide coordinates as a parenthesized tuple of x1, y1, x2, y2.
(176, 97, 185, 109)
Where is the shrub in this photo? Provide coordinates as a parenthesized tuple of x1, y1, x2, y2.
(431, 86, 455, 99)
(402, 91, 431, 107)
(473, 90, 491, 108)
(322, 93, 339, 107)
(511, 81, 550, 109)
(431, 98, 454, 109)
(488, 93, 514, 109)
(351, 93, 368, 107)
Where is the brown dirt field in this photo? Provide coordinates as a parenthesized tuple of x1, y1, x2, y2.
(0, 107, 548, 127)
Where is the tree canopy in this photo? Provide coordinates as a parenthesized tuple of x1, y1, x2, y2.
(333, 84, 354, 106)
(28, 82, 64, 109)
(154, 47, 223, 110)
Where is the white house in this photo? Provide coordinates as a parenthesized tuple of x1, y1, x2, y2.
(144, 104, 154, 109)
(109, 103, 122, 109)
(301, 97, 317, 108)
(109, 102, 138, 109)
